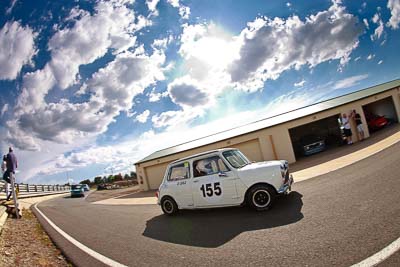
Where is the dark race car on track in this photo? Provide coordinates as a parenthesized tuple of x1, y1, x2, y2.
(70, 184, 84, 198)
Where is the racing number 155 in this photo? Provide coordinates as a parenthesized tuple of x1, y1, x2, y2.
(200, 182, 222, 197)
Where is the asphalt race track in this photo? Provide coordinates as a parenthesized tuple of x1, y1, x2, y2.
(33, 142, 400, 267)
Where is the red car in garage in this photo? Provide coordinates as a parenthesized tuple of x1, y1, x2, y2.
(366, 113, 388, 131)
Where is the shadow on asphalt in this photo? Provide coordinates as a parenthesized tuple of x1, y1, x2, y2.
(63, 195, 85, 199)
(143, 191, 303, 248)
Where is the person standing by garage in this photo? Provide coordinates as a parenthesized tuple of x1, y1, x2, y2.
(353, 110, 364, 141)
(341, 113, 353, 145)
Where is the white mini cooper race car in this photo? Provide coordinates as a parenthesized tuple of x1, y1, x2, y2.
(156, 148, 293, 215)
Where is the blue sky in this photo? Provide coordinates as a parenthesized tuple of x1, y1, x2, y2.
(0, 0, 399, 184)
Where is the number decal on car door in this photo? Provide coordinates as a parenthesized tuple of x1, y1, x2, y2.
(200, 182, 222, 197)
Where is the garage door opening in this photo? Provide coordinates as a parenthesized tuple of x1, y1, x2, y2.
(289, 115, 343, 159)
(362, 96, 398, 134)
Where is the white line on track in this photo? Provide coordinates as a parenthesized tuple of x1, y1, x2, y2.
(351, 237, 400, 267)
(34, 203, 127, 267)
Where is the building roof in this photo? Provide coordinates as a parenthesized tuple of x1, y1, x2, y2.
(136, 79, 400, 165)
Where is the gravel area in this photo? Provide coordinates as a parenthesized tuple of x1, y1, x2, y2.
(0, 208, 71, 267)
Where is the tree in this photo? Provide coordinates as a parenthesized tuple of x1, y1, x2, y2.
(114, 173, 123, 181)
(124, 174, 130, 180)
(80, 179, 91, 185)
(130, 171, 137, 179)
(94, 176, 102, 184)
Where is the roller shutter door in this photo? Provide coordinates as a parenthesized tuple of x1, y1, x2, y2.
(145, 162, 169, 190)
(230, 139, 263, 162)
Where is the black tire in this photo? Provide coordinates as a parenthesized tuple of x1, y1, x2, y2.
(161, 196, 178, 216)
(247, 185, 276, 211)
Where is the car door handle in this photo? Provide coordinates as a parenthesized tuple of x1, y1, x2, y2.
(218, 172, 228, 177)
(193, 180, 199, 183)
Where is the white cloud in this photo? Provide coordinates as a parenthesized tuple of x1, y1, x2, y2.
(5, 120, 41, 151)
(167, 76, 213, 108)
(367, 54, 375, 60)
(387, 0, 400, 29)
(332, 74, 368, 90)
(158, 23, 237, 127)
(151, 109, 203, 128)
(354, 56, 361, 61)
(167, 0, 190, 19)
(6, 0, 17, 14)
(16, 65, 55, 114)
(363, 18, 369, 29)
(229, 0, 363, 91)
(179, 6, 190, 19)
(86, 50, 165, 111)
(146, 0, 160, 12)
(378, 60, 383, 64)
(152, 1, 364, 134)
(1, 104, 9, 117)
(14, 49, 165, 144)
(48, 1, 137, 89)
(370, 13, 385, 41)
(294, 80, 306, 87)
(148, 88, 168, 102)
(167, 0, 179, 8)
(152, 36, 173, 49)
(286, 2, 292, 7)
(0, 21, 36, 80)
(146, 0, 160, 16)
(5, 1, 165, 151)
(136, 110, 150, 123)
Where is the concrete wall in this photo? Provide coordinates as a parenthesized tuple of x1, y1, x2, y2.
(136, 87, 400, 191)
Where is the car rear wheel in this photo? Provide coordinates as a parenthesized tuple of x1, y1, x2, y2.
(161, 197, 178, 216)
(248, 185, 275, 211)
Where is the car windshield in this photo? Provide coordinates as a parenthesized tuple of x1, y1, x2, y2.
(222, 150, 251, 168)
(71, 185, 82, 190)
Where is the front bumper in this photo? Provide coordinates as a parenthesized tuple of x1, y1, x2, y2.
(278, 174, 294, 194)
(303, 144, 325, 156)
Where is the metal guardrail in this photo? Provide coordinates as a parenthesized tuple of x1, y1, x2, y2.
(0, 180, 70, 197)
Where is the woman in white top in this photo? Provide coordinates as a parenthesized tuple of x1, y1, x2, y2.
(341, 113, 353, 145)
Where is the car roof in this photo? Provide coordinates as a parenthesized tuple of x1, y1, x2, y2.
(169, 148, 237, 165)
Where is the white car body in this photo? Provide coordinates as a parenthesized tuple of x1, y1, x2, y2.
(157, 148, 293, 214)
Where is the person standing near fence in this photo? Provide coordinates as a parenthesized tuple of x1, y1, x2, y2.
(3, 147, 18, 201)
(1, 155, 11, 200)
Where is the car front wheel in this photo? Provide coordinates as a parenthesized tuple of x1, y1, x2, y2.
(248, 185, 276, 211)
(161, 197, 178, 216)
